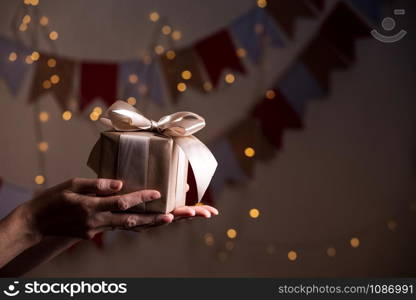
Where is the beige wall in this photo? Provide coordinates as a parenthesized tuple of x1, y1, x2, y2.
(0, 0, 415, 276)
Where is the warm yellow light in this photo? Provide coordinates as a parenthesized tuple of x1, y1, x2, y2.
(165, 50, 176, 60)
(350, 237, 360, 248)
(142, 54, 152, 65)
(255, 23, 264, 34)
(25, 56, 33, 64)
(288, 250, 297, 261)
(24, 0, 31, 5)
(89, 112, 100, 121)
(387, 220, 397, 231)
(225, 73, 235, 84)
(265, 89, 276, 99)
(19, 23, 28, 32)
(127, 97, 137, 105)
(39, 16, 49, 26)
(177, 82, 187, 92)
(203, 81, 213, 92)
(249, 208, 260, 218)
(38, 141, 49, 152)
(34, 175, 45, 185)
(204, 233, 214, 246)
(225, 241, 235, 251)
(47, 58, 56, 67)
(42, 80, 52, 89)
(226, 228, 237, 239)
(181, 70, 192, 80)
(128, 74, 139, 84)
(92, 106, 102, 114)
(326, 247, 336, 257)
(138, 84, 148, 95)
(236, 48, 246, 58)
(8, 52, 17, 62)
(30, 0, 39, 6)
(244, 147, 255, 157)
(49, 31, 58, 40)
(257, 0, 267, 8)
(154, 45, 164, 55)
(162, 25, 172, 35)
(171, 30, 182, 40)
(50, 74, 60, 84)
(22, 14, 31, 24)
(38, 111, 49, 122)
(149, 11, 160, 22)
(62, 110, 72, 121)
(31, 51, 40, 61)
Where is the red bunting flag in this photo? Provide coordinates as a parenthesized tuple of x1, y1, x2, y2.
(301, 36, 349, 92)
(195, 29, 245, 87)
(319, 2, 370, 61)
(79, 62, 118, 111)
(251, 90, 303, 149)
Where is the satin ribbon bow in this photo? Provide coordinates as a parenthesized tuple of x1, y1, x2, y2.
(100, 100, 217, 201)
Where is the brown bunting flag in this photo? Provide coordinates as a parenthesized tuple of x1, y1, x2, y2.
(265, 0, 316, 38)
(319, 1, 370, 61)
(227, 117, 276, 178)
(29, 54, 75, 110)
(159, 46, 206, 103)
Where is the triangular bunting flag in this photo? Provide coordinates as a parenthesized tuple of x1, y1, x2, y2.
(0, 37, 32, 96)
(320, 2, 371, 61)
(29, 54, 75, 111)
(227, 117, 276, 177)
(277, 61, 325, 116)
(79, 62, 118, 111)
(301, 36, 349, 93)
(265, 0, 316, 38)
(119, 59, 164, 106)
(195, 29, 246, 87)
(251, 91, 303, 149)
(230, 7, 284, 64)
(159, 46, 205, 103)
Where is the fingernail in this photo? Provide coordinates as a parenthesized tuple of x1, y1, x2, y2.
(189, 209, 196, 216)
(110, 181, 122, 190)
(157, 214, 173, 223)
(151, 191, 161, 200)
(205, 212, 211, 218)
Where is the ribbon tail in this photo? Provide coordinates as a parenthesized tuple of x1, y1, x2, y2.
(174, 136, 218, 202)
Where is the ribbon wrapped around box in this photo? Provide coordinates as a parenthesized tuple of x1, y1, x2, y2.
(87, 100, 218, 213)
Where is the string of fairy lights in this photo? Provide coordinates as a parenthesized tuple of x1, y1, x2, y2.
(5, 0, 415, 264)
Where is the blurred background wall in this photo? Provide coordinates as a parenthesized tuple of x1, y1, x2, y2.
(0, 0, 415, 277)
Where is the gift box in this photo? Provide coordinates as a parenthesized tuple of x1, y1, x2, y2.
(87, 101, 217, 214)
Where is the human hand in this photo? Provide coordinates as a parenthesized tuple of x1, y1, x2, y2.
(20, 178, 173, 240)
(129, 183, 219, 231)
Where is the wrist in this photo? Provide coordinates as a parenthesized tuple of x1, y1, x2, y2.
(12, 203, 43, 246)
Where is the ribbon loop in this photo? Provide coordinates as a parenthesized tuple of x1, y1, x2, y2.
(100, 100, 217, 201)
